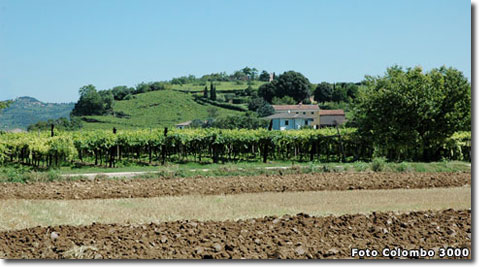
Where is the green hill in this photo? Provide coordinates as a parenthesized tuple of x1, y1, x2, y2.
(79, 90, 243, 130)
(0, 97, 74, 131)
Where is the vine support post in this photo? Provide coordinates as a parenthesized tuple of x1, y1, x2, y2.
(336, 125, 346, 163)
(162, 127, 168, 165)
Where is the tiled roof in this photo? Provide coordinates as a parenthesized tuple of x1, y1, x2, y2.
(175, 120, 193, 126)
(319, 109, 345, 116)
(264, 113, 314, 119)
(272, 104, 320, 110)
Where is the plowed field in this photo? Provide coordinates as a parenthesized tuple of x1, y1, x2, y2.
(0, 172, 471, 200)
(0, 209, 471, 259)
(0, 171, 472, 259)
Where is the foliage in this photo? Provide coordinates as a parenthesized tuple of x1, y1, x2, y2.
(259, 70, 271, 81)
(258, 82, 277, 102)
(314, 82, 333, 103)
(203, 86, 208, 98)
(314, 82, 359, 103)
(71, 85, 113, 116)
(211, 113, 269, 129)
(256, 102, 275, 117)
(272, 96, 297, 105)
(370, 157, 386, 172)
(248, 97, 266, 112)
(111, 86, 135, 100)
(258, 71, 311, 103)
(273, 71, 311, 103)
(0, 127, 471, 169)
(27, 117, 82, 132)
(353, 65, 471, 161)
(210, 82, 217, 100)
(194, 96, 247, 112)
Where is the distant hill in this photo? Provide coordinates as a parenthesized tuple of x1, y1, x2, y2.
(0, 97, 74, 130)
(78, 90, 243, 130)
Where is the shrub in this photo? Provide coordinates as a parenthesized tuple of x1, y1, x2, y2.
(371, 157, 386, 172)
(353, 161, 369, 172)
(396, 162, 411, 172)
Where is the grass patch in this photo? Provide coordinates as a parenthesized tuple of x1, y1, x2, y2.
(0, 161, 471, 183)
(0, 187, 471, 231)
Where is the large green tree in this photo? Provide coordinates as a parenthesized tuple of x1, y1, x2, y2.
(274, 71, 311, 103)
(353, 65, 471, 161)
(314, 82, 333, 103)
(257, 71, 311, 103)
(258, 82, 277, 102)
(71, 85, 108, 116)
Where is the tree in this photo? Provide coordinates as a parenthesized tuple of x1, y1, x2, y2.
(212, 113, 269, 129)
(259, 70, 271, 82)
(111, 86, 134, 100)
(353, 65, 471, 161)
(345, 83, 359, 99)
(331, 83, 347, 102)
(71, 85, 105, 116)
(203, 86, 208, 98)
(244, 84, 256, 97)
(248, 97, 266, 112)
(256, 102, 275, 117)
(314, 82, 333, 103)
(190, 119, 204, 128)
(272, 96, 297, 105)
(135, 82, 151, 94)
(258, 82, 277, 102)
(27, 116, 82, 131)
(99, 90, 114, 114)
(210, 82, 217, 100)
(273, 71, 311, 103)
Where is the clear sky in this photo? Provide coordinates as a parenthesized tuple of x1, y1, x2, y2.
(0, 0, 471, 103)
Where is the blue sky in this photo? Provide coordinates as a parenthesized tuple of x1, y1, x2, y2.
(0, 0, 471, 103)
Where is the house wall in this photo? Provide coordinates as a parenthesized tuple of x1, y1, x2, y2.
(272, 118, 317, 131)
(320, 115, 346, 126)
(272, 119, 281, 130)
(274, 109, 320, 126)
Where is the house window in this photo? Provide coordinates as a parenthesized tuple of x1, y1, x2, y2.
(311, 112, 314, 114)
(305, 120, 309, 125)
(303, 112, 306, 115)
(285, 120, 289, 126)
(296, 112, 299, 114)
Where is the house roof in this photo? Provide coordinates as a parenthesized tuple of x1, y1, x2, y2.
(272, 104, 320, 111)
(319, 109, 345, 116)
(7, 128, 25, 133)
(175, 120, 192, 126)
(264, 113, 314, 120)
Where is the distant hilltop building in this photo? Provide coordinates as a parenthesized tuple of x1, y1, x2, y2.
(269, 72, 275, 82)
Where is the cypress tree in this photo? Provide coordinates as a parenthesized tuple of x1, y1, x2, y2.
(210, 82, 217, 100)
(203, 86, 208, 98)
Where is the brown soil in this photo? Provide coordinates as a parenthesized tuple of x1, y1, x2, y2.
(0, 172, 470, 200)
(0, 209, 471, 259)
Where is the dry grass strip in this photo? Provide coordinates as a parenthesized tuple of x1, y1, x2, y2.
(0, 186, 470, 231)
